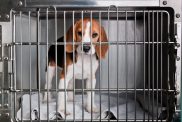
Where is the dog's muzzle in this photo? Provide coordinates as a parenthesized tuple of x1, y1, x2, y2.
(83, 44, 91, 53)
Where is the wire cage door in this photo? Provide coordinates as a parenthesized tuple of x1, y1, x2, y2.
(3, 6, 177, 121)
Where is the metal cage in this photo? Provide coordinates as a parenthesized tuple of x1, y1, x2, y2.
(0, 0, 181, 122)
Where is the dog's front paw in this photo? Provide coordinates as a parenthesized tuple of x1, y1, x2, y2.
(85, 105, 99, 113)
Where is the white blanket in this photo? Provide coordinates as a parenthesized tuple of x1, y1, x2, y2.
(17, 93, 155, 120)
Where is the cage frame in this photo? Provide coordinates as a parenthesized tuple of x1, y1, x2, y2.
(0, 0, 181, 122)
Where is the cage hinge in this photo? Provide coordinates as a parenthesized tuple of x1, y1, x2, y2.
(0, 43, 11, 122)
(2, 44, 11, 89)
(0, 89, 11, 122)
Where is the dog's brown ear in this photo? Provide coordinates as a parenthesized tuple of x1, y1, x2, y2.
(66, 25, 76, 53)
(95, 27, 109, 59)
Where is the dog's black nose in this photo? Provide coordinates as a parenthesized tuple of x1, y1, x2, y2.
(83, 45, 91, 53)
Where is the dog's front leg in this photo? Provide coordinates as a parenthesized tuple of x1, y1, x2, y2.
(57, 78, 71, 117)
(57, 69, 73, 118)
(43, 66, 55, 102)
(85, 76, 99, 113)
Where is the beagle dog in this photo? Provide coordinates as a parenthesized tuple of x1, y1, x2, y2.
(44, 18, 108, 116)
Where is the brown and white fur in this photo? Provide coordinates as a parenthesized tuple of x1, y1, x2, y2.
(44, 18, 108, 117)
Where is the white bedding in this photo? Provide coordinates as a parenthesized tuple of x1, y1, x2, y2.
(17, 93, 158, 120)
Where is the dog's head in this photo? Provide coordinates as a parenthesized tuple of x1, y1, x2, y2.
(66, 18, 108, 59)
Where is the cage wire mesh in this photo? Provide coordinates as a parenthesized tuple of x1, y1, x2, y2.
(6, 7, 176, 121)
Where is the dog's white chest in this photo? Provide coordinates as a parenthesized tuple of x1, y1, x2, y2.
(69, 54, 98, 79)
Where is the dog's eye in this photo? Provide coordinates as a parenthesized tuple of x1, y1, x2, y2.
(92, 33, 98, 38)
(77, 31, 82, 36)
